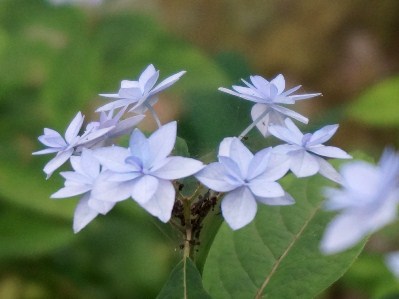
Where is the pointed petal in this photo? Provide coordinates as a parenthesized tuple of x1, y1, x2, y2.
(289, 150, 319, 177)
(218, 87, 264, 103)
(65, 112, 84, 144)
(130, 175, 158, 205)
(272, 105, 309, 124)
(315, 156, 343, 184)
(148, 121, 176, 165)
(288, 92, 321, 101)
(96, 99, 133, 112)
(88, 197, 115, 215)
(307, 124, 339, 146)
(80, 149, 100, 178)
(51, 185, 91, 198)
(32, 148, 61, 155)
(247, 147, 272, 179)
(139, 65, 158, 91)
(109, 115, 145, 138)
(152, 157, 203, 180)
(43, 149, 74, 178)
(270, 74, 285, 94)
(269, 119, 303, 145)
(129, 128, 151, 164)
(73, 194, 98, 233)
(221, 187, 257, 230)
(226, 138, 253, 177)
(93, 146, 132, 172)
(139, 180, 175, 222)
(150, 71, 186, 95)
(256, 192, 295, 206)
(195, 162, 238, 192)
(91, 172, 133, 202)
(309, 145, 352, 159)
(249, 181, 285, 198)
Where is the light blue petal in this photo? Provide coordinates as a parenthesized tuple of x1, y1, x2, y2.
(94, 146, 132, 172)
(139, 179, 175, 222)
(65, 112, 84, 144)
(152, 157, 203, 180)
(195, 162, 238, 192)
(43, 149, 74, 178)
(249, 181, 285, 198)
(148, 121, 176, 166)
(221, 187, 258, 230)
(73, 194, 99, 233)
(289, 150, 319, 178)
(131, 175, 158, 205)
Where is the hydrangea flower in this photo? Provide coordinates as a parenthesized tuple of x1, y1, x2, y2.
(51, 149, 115, 233)
(320, 148, 399, 254)
(195, 137, 294, 230)
(82, 108, 145, 149)
(33, 112, 113, 178)
(97, 64, 186, 116)
(219, 74, 320, 137)
(269, 118, 352, 183)
(91, 121, 204, 222)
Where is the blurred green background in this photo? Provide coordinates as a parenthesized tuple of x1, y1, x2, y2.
(1, 0, 399, 298)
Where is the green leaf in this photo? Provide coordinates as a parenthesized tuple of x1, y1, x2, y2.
(174, 136, 190, 157)
(202, 175, 365, 299)
(157, 258, 212, 299)
(346, 76, 399, 127)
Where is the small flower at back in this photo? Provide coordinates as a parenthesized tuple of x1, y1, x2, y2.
(320, 148, 399, 254)
(219, 74, 320, 137)
(51, 149, 115, 233)
(269, 118, 352, 183)
(91, 121, 204, 222)
(195, 137, 293, 230)
(97, 64, 185, 126)
(32, 112, 113, 178)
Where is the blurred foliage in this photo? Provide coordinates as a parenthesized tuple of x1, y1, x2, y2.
(1, 0, 399, 298)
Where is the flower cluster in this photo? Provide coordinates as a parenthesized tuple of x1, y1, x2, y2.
(35, 65, 354, 238)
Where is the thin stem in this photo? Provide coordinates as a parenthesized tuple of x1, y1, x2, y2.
(145, 102, 162, 128)
(182, 198, 193, 259)
(238, 107, 269, 140)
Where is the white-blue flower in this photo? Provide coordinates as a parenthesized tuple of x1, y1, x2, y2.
(33, 112, 113, 178)
(51, 149, 115, 233)
(97, 64, 186, 114)
(320, 148, 399, 254)
(195, 137, 293, 230)
(219, 74, 320, 136)
(269, 118, 352, 183)
(385, 251, 399, 279)
(91, 121, 204, 222)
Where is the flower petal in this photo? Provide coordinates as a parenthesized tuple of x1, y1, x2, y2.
(249, 180, 285, 198)
(88, 197, 115, 215)
(150, 71, 186, 95)
(307, 124, 339, 146)
(195, 162, 238, 192)
(139, 180, 175, 222)
(289, 150, 319, 177)
(65, 112, 84, 144)
(91, 172, 133, 202)
(152, 157, 203, 180)
(256, 192, 295, 206)
(43, 149, 74, 178)
(73, 194, 99, 233)
(93, 146, 133, 172)
(148, 121, 177, 165)
(221, 187, 257, 230)
(315, 156, 343, 184)
(130, 175, 158, 205)
(309, 145, 352, 159)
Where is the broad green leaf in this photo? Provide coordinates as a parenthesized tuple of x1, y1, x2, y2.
(174, 136, 190, 157)
(202, 175, 365, 299)
(157, 258, 212, 299)
(347, 76, 399, 127)
(0, 206, 72, 259)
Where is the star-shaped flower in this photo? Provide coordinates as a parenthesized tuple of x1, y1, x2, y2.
(219, 74, 320, 136)
(269, 118, 352, 183)
(97, 64, 186, 114)
(195, 137, 293, 230)
(320, 148, 399, 254)
(91, 121, 204, 222)
(51, 149, 115, 233)
(33, 112, 113, 178)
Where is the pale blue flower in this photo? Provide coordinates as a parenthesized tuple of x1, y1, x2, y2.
(91, 121, 204, 222)
(195, 137, 293, 230)
(320, 148, 399, 254)
(51, 149, 115, 233)
(269, 118, 352, 183)
(97, 64, 185, 118)
(219, 74, 320, 137)
(83, 108, 145, 149)
(33, 112, 113, 178)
